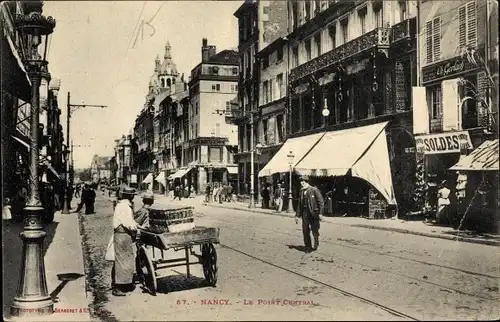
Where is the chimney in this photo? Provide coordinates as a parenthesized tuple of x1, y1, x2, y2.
(208, 45, 217, 59)
(202, 38, 209, 62)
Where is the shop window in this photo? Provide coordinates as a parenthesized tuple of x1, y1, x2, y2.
(276, 114, 284, 142)
(460, 76, 478, 129)
(313, 89, 324, 128)
(340, 18, 349, 44)
(277, 47, 283, 62)
(209, 147, 222, 163)
(314, 33, 322, 57)
(292, 46, 299, 68)
(358, 6, 367, 35)
(262, 118, 268, 144)
(428, 85, 442, 120)
(291, 97, 301, 133)
(328, 23, 336, 50)
(302, 93, 313, 130)
(305, 38, 312, 61)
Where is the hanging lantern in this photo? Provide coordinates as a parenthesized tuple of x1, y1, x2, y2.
(372, 81, 379, 92)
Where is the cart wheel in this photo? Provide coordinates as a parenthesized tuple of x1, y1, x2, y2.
(201, 243, 217, 286)
(136, 246, 157, 295)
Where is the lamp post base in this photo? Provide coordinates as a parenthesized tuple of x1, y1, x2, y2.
(287, 197, 294, 213)
(61, 196, 70, 214)
(11, 205, 54, 317)
(248, 191, 255, 209)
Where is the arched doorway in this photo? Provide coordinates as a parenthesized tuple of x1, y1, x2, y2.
(393, 129, 417, 214)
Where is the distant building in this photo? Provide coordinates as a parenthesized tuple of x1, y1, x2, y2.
(90, 155, 112, 183)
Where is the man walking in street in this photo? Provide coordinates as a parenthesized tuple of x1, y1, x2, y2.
(295, 175, 324, 253)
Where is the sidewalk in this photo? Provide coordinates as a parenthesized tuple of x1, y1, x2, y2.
(3, 211, 91, 321)
(184, 196, 500, 247)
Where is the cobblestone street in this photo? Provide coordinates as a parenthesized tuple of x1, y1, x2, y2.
(80, 194, 499, 321)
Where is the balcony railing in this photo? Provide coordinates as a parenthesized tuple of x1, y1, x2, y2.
(225, 108, 249, 125)
(290, 27, 391, 82)
(391, 17, 417, 43)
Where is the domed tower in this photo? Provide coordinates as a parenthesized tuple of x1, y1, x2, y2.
(158, 41, 181, 89)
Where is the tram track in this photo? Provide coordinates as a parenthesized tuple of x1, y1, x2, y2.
(199, 215, 499, 302)
(199, 214, 499, 280)
(219, 243, 420, 321)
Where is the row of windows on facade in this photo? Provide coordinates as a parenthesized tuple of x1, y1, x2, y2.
(427, 72, 487, 131)
(425, 1, 477, 64)
(239, 1, 410, 78)
(238, 114, 285, 152)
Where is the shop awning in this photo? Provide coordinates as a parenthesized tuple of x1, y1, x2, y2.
(168, 167, 193, 180)
(258, 132, 325, 177)
(155, 171, 166, 186)
(142, 173, 153, 184)
(449, 139, 499, 171)
(295, 122, 396, 205)
(227, 166, 238, 175)
(1, 33, 31, 101)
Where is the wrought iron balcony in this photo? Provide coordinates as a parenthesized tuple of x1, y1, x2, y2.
(289, 27, 391, 83)
(391, 17, 417, 43)
(225, 108, 249, 125)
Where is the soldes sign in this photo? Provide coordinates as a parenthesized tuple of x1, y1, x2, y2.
(415, 131, 473, 154)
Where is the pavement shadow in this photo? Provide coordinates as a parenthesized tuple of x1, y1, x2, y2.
(50, 273, 85, 303)
(442, 230, 500, 240)
(152, 274, 209, 294)
(2, 219, 59, 316)
(287, 244, 309, 253)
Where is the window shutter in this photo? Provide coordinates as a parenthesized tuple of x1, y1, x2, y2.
(425, 21, 433, 63)
(412, 87, 429, 134)
(466, 2, 477, 47)
(442, 80, 460, 131)
(476, 71, 489, 127)
(432, 17, 441, 61)
(458, 6, 467, 49)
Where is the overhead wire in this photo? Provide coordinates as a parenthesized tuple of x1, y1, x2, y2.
(108, 1, 147, 93)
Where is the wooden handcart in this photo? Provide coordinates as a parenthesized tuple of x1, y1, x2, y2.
(135, 226, 220, 296)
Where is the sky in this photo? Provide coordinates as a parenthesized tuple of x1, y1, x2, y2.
(43, 0, 241, 169)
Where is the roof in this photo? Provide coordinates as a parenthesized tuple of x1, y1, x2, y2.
(450, 139, 499, 171)
(206, 49, 239, 65)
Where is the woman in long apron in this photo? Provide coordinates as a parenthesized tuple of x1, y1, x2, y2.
(112, 187, 138, 296)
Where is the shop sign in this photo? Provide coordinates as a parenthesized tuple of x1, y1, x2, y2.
(415, 131, 472, 154)
(422, 51, 483, 84)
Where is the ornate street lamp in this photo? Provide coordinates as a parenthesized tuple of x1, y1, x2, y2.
(286, 151, 295, 213)
(11, 2, 56, 317)
(61, 145, 71, 213)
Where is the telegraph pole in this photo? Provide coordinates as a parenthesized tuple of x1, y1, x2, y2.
(62, 92, 107, 214)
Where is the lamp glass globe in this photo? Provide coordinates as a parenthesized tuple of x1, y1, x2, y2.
(322, 108, 330, 117)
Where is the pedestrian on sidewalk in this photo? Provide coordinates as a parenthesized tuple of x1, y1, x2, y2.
(212, 182, 219, 204)
(205, 183, 212, 203)
(110, 187, 138, 296)
(174, 184, 182, 201)
(295, 175, 324, 253)
(226, 184, 233, 203)
(134, 191, 154, 228)
(436, 180, 451, 225)
(261, 184, 270, 209)
(274, 183, 284, 212)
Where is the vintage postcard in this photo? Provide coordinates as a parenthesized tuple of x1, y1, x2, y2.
(2, 1, 499, 321)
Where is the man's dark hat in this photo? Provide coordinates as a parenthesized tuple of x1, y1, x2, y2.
(299, 175, 310, 183)
(121, 187, 137, 196)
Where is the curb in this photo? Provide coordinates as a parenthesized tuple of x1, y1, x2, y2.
(351, 224, 500, 247)
(206, 203, 500, 247)
(76, 214, 92, 321)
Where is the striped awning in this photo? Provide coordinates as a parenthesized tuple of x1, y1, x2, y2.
(168, 167, 193, 180)
(450, 139, 499, 171)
